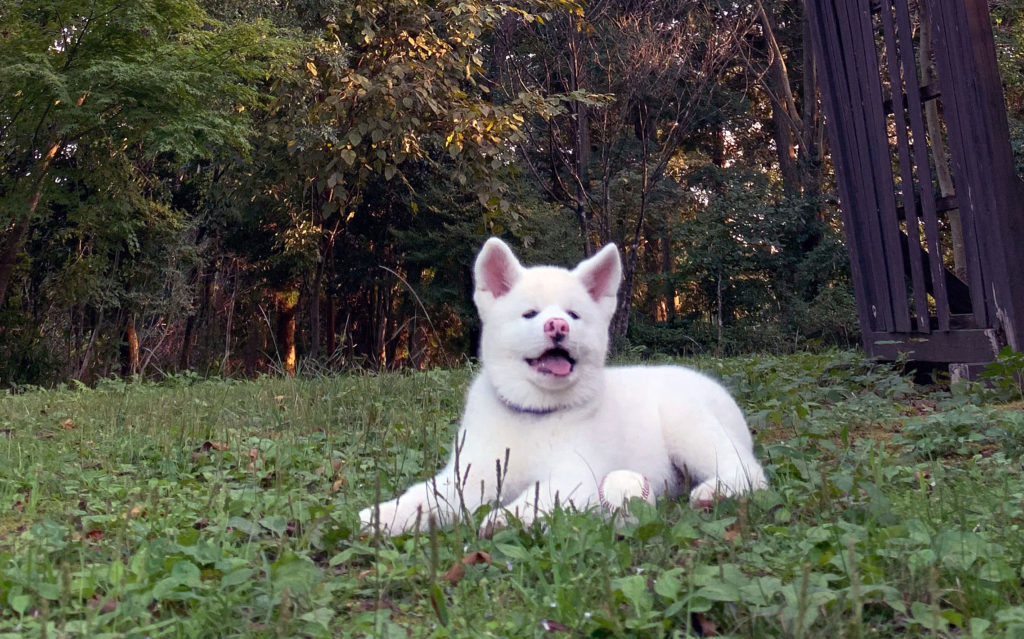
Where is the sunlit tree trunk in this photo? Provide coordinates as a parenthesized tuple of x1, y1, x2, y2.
(275, 290, 298, 376)
(120, 315, 140, 377)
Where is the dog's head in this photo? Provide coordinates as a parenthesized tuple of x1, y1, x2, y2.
(473, 238, 621, 412)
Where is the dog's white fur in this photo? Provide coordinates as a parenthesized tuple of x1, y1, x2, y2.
(359, 238, 767, 535)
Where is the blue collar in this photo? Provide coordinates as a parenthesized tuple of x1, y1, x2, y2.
(496, 394, 562, 416)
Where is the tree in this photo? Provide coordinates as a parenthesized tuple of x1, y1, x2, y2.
(496, 0, 756, 337)
(0, 0, 293, 382)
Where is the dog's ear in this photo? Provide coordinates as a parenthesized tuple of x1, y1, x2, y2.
(574, 243, 622, 305)
(474, 238, 522, 305)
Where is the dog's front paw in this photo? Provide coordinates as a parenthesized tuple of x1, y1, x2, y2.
(689, 480, 731, 511)
(359, 501, 400, 535)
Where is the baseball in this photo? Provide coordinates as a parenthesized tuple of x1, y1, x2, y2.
(598, 470, 655, 521)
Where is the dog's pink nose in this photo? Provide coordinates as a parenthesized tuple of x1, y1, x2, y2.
(544, 317, 570, 340)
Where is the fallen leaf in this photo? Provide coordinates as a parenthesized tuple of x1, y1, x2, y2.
(693, 612, 719, 636)
(195, 441, 229, 452)
(540, 619, 571, 632)
(442, 550, 493, 584)
(87, 595, 118, 614)
(60, 419, 76, 430)
(461, 551, 492, 566)
(442, 563, 466, 584)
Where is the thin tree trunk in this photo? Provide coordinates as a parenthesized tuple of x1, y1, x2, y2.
(120, 314, 139, 377)
(716, 270, 724, 356)
(611, 106, 651, 339)
(180, 314, 196, 370)
(310, 257, 323, 360)
(77, 310, 104, 382)
(221, 260, 237, 376)
(0, 142, 62, 308)
(661, 216, 674, 322)
(244, 311, 262, 376)
(758, 0, 802, 197)
(326, 295, 337, 364)
(275, 290, 298, 376)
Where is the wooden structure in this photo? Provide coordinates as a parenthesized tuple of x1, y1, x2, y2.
(807, 0, 1024, 374)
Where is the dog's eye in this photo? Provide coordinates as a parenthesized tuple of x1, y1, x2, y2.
(522, 310, 538, 319)
(567, 310, 580, 320)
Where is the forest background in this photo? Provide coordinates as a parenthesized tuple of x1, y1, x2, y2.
(2, 0, 1024, 387)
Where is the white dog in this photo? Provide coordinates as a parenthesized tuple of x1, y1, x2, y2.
(360, 238, 767, 535)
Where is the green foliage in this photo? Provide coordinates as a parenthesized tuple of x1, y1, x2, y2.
(3, 351, 1024, 636)
(979, 346, 1024, 403)
(2, 0, 1023, 382)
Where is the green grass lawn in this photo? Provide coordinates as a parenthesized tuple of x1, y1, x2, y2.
(1, 351, 1023, 638)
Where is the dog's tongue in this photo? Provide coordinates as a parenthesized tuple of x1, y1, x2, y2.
(532, 351, 573, 376)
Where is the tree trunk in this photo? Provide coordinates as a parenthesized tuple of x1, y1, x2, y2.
(0, 142, 61, 308)
(661, 215, 674, 322)
(275, 290, 298, 376)
(76, 309, 104, 382)
(0, 220, 28, 310)
(180, 314, 196, 371)
(244, 311, 263, 376)
(221, 260, 237, 376)
(326, 295, 337, 364)
(310, 257, 323, 360)
(324, 236, 338, 364)
(758, 0, 802, 197)
(120, 315, 140, 377)
(611, 109, 652, 339)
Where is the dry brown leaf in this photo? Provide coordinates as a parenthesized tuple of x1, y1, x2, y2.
(540, 619, 571, 632)
(442, 550, 493, 585)
(442, 562, 466, 584)
(461, 550, 492, 566)
(88, 595, 118, 614)
(195, 441, 229, 452)
(60, 419, 76, 430)
(694, 612, 719, 636)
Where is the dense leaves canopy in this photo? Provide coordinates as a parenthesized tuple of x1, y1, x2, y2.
(1, 0, 1022, 385)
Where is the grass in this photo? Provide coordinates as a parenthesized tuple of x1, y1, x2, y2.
(1, 350, 1023, 637)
